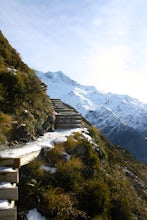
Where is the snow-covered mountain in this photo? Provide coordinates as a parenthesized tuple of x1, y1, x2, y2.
(36, 71, 147, 164)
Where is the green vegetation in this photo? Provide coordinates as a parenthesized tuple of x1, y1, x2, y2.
(18, 128, 147, 219)
(1, 30, 146, 220)
(0, 112, 13, 143)
(0, 31, 54, 145)
(0, 30, 29, 72)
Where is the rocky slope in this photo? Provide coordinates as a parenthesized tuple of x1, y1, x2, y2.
(37, 71, 147, 163)
(0, 31, 55, 147)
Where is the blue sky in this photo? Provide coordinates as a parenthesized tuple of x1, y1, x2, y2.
(0, 0, 147, 103)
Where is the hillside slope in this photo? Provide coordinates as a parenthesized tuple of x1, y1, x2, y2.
(0, 31, 55, 147)
(37, 71, 147, 163)
(0, 32, 146, 220)
(18, 122, 147, 220)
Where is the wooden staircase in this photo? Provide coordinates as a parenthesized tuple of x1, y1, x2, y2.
(0, 153, 40, 220)
(51, 99, 82, 129)
(0, 99, 83, 219)
(0, 158, 20, 220)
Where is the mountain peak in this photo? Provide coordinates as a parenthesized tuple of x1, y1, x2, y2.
(44, 71, 77, 85)
(36, 70, 147, 164)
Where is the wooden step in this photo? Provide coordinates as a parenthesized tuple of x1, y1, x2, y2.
(54, 105, 66, 108)
(56, 118, 81, 122)
(20, 150, 41, 166)
(0, 186, 18, 200)
(51, 99, 82, 129)
(57, 113, 81, 117)
(56, 120, 81, 124)
(51, 99, 61, 101)
(56, 126, 82, 129)
(55, 109, 75, 112)
(56, 123, 81, 126)
(54, 106, 74, 109)
(56, 117, 81, 121)
(0, 207, 17, 220)
(0, 158, 20, 169)
(0, 169, 19, 183)
(56, 119, 81, 123)
(57, 125, 82, 129)
(0, 157, 19, 220)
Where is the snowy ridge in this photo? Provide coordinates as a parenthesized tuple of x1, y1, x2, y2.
(36, 70, 147, 131)
(36, 71, 147, 163)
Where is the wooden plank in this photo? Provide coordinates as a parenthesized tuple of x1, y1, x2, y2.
(57, 118, 81, 121)
(56, 118, 81, 121)
(57, 115, 81, 118)
(55, 110, 74, 112)
(0, 187, 18, 200)
(56, 123, 81, 127)
(57, 113, 81, 115)
(56, 119, 81, 122)
(57, 126, 82, 128)
(51, 98, 61, 101)
(0, 208, 17, 220)
(55, 108, 70, 110)
(0, 170, 19, 183)
(56, 117, 81, 120)
(0, 158, 21, 168)
(57, 125, 82, 129)
(57, 117, 81, 120)
(56, 123, 81, 126)
(57, 123, 82, 126)
(55, 109, 75, 112)
(20, 150, 40, 166)
(54, 104, 65, 106)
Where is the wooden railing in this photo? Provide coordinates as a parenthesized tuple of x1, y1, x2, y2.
(0, 158, 20, 220)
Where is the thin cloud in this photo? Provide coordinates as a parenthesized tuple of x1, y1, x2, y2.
(0, 0, 147, 102)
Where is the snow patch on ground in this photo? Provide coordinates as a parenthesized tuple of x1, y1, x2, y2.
(26, 208, 46, 220)
(0, 127, 92, 214)
(0, 128, 86, 158)
(82, 132, 93, 142)
(52, 136, 67, 144)
(63, 152, 71, 160)
(40, 165, 56, 174)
